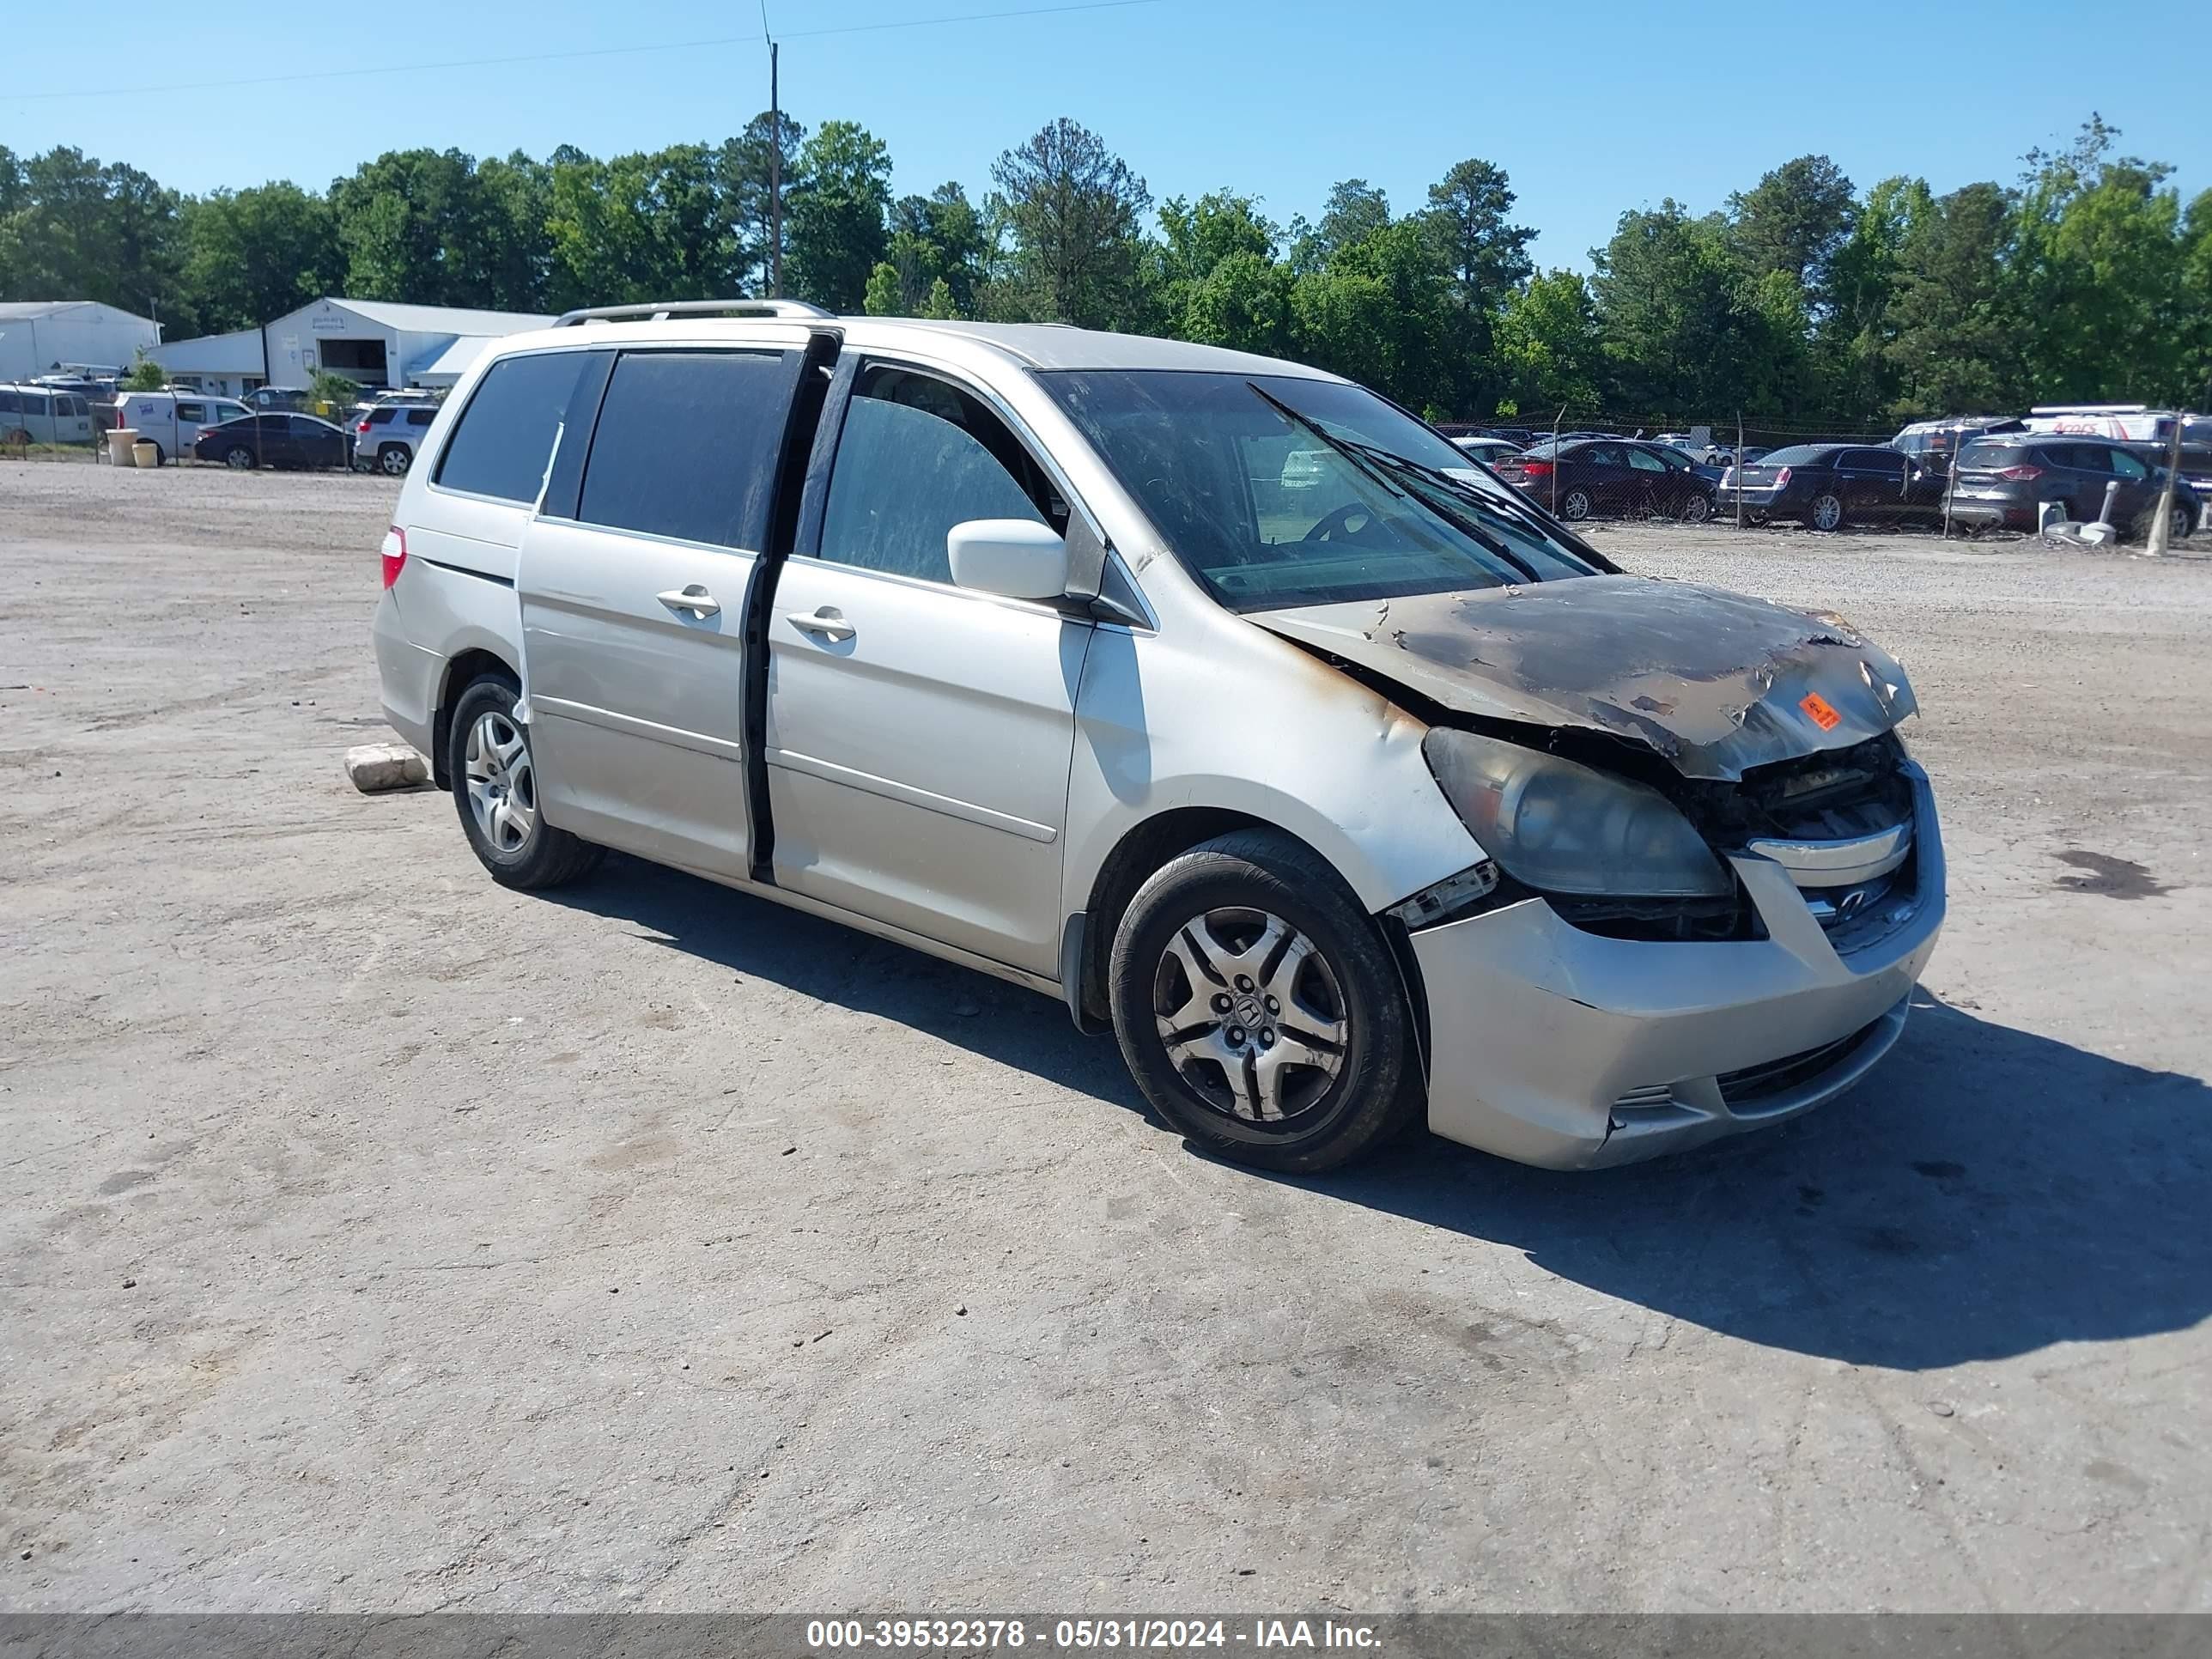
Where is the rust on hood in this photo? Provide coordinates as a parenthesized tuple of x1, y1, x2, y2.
(1252, 574, 1917, 780)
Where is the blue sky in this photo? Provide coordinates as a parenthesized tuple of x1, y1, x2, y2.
(7, 0, 2205, 271)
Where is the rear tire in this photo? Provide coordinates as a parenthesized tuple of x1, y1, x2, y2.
(1107, 830, 1420, 1173)
(378, 444, 410, 477)
(1805, 491, 1846, 532)
(1559, 487, 1593, 522)
(446, 675, 603, 890)
(224, 446, 254, 470)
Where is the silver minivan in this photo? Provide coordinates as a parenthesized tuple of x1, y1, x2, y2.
(373, 302, 1944, 1172)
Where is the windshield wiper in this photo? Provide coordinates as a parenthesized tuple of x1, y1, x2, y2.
(1243, 383, 1546, 584)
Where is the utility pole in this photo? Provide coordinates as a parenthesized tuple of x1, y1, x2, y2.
(766, 16, 782, 300)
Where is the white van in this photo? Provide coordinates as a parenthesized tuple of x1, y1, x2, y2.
(0, 384, 97, 447)
(110, 390, 254, 464)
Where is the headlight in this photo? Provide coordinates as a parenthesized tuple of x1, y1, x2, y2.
(1421, 728, 1730, 898)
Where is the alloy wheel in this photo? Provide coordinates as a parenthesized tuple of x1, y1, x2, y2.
(1561, 489, 1592, 521)
(1681, 493, 1711, 523)
(1811, 494, 1844, 531)
(380, 447, 410, 477)
(464, 708, 538, 855)
(1152, 906, 1347, 1125)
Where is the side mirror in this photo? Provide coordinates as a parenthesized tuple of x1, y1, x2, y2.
(947, 518, 1068, 601)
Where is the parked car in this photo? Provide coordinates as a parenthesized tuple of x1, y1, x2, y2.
(1713, 443, 1947, 530)
(192, 412, 354, 471)
(1944, 434, 2197, 541)
(374, 307, 1942, 1174)
(0, 383, 98, 446)
(2146, 443, 2212, 534)
(110, 390, 255, 464)
(1449, 435, 1522, 466)
(351, 402, 441, 475)
(1491, 437, 1717, 521)
(1889, 416, 2024, 473)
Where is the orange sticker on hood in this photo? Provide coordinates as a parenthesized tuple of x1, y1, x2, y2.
(1800, 692, 1842, 731)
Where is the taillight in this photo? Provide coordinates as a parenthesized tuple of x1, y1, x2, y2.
(1774, 466, 1793, 487)
(356, 419, 371, 434)
(1997, 464, 2044, 481)
(381, 526, 407, 589)
(1519, 460, 1553, 477)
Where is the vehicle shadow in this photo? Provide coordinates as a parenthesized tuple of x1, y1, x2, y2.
(544, 853, 1148, 1114)
(1252, 989, 2211, 1370)
(545, 857, 2208, 1370)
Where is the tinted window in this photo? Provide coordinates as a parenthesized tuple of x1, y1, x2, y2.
(574, 350, 788, 547)
(2055, 444, 2106, 471)
(436, 350, 593, 504)
(1583, 444, 1626, 467)
(817, 372, 1048, 584)
(177, 401, 207, 422)
(0, 391, 17, 416)
(406, 408, 434, 427)
(1625, 447, 1666, 472)
(23, 392, 51, 416)
(367, 408, 394, 425)
(1756, 445, 1838, 467)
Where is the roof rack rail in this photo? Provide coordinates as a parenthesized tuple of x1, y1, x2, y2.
(552, 299, 835, 328)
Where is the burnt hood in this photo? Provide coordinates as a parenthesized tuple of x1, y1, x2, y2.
(1252, 574, 1917, 781)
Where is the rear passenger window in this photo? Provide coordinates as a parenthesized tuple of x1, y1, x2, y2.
(406, 408, 434, 427)
(816, 369, 1054, 585)
(436, 350, 592, 504)
(177, 401, 207, 422)
(0, 391, 17, 416)
(576, 350, 791, 548)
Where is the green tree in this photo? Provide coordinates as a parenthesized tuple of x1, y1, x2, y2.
(0, 149, 183, 321)
(1726, 155, 1857, 301)
(919, 276, 961, 320)
(717, 111, 808, 295)
(331, 149, 507, 307)
(862, 260, 902, 316)
(1419, 158, 1533, 416)
(1289, 179, 1389, 273)
(122, 350, 167, 391)
(1291, 220, 1449, 411)
(879, 183, 988, 313)
(787, 120, 891, 313)
(989, 118, 1152, 329)
(1882, 180, 2021, 416)
(1590, 200, 1793, 416)
(1494, 270, 1604, 414)
(176, 183, 341, 333)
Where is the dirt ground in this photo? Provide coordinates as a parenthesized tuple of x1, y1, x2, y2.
(3, 463, 2209, 1613)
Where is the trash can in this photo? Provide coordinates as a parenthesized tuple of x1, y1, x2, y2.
(107, 428, 140, 465)
(132, 441, 160, 470)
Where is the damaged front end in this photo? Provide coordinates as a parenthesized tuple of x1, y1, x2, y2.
(1255, 572, 1944, 1168)
(1255, 573, 1928, 945)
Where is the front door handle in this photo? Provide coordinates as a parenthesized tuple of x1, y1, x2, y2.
(657, 584, 720, 618)
(786, 607, 856, 642)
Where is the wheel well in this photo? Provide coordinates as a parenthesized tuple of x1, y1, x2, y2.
(430, 648, 519, 789)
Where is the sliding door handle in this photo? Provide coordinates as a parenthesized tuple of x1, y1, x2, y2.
(657, 585, 720, 618)
(786, 607, 855, 642)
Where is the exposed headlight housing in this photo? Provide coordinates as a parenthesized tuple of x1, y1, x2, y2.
(1421, 728, 1731, 899)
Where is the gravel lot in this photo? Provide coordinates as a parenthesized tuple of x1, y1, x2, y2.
(3, 463, 2208, 1613)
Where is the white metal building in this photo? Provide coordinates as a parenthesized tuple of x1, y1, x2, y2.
(147, 326, 267, 398)
(0, 301, 161, 382)
(257, 297, 553, 391)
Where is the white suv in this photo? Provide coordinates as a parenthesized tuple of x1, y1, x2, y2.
(372, 302, 1944, 1172)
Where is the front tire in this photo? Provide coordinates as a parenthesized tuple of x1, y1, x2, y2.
(1679, 491, 1712, 523)
(1107, 830, 1419, 1172)
(446, 676, 603, 890)
(1805, 491, 1846, 532)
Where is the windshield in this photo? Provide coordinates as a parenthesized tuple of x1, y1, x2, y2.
(1041, 370, 1603, 611)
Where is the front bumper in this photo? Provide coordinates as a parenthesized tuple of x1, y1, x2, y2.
(1409, 767, 1945, 1169)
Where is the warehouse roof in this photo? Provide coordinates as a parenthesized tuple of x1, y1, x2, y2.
(296, 297, 555, 334)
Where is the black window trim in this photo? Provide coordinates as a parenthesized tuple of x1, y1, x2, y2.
(798, 349, 1117, 616)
